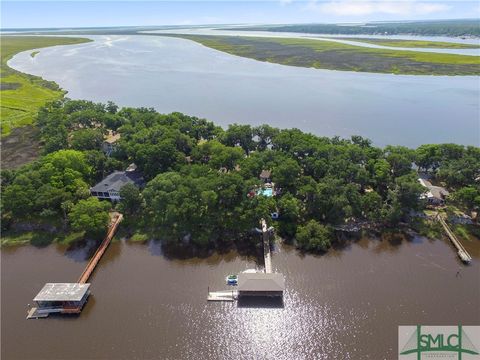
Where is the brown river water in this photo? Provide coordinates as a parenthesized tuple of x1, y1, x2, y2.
(2, 234, 479, 360)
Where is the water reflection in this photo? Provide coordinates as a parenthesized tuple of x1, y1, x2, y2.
(237, 296, 284, 308)
(63, 238, 100, 262)
(2, 233, 479, 359)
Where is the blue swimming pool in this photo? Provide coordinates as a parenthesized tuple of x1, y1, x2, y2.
(257, 188, 273, 197)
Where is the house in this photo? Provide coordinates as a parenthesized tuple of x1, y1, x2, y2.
(90, 164, 144, 201)
(237, 273, 285, 297)
(31, 283, 91, 317)
(259, 170, 272, 183)
(102, 131, 121, 156)
(418, 178, 449, 206)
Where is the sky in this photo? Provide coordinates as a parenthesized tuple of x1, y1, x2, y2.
(1, 0, 479, 29)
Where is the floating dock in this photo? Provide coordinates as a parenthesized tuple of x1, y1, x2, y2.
(207, 290, 237, 302)
(437, 215, 472, 263)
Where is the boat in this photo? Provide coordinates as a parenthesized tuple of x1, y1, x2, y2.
(226, 274, 238, 285)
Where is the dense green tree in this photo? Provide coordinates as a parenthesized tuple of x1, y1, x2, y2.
(272, 158, 301, 191)
(393, 174, 424, 212)
(221, 124, 255, 154)
(296, 220, 332, 252)
(415, 144, 441, 171)
(277, 193, 302, 238)
(361, 190, 383, 221)
(192, 140, 244, 171)
(119, 183, 144, 215)
(384, 146, 414, 178)
(71, 128, 105, 151)
(68, 197, 110, 235)
(452, 186, 480, 210)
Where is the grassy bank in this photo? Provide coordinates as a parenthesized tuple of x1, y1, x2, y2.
(336, 38, 480, 49)
(0, 36, 91, 136)
(1, 230, 85, 247)
(169, 34, 480, 75)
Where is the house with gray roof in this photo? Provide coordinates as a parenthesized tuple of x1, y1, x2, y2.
(418, 178, 450, 206)
(102, 131, 120, 156)
(90, 164, 144, 201)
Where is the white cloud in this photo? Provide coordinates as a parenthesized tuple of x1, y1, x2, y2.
(305, 0, 451, 16)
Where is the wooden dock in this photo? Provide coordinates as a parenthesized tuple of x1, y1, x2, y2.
(437, 215, 472, 263)
(27, 213, 123, 319)
(78, 212, 123, 284)
(261, 218, 272, 273)
(26, 307, 49, 319)
(207, 290, 237, 302)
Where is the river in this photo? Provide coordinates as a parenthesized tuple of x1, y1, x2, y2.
(1, 234, 479, 359)
(8, 34, 480, 147)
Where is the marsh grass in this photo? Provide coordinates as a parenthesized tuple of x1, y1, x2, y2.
(171, 34, 480, 75)
(1, 36, 91, 136)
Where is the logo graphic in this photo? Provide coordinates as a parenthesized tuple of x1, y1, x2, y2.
(399, 326, 480, 360)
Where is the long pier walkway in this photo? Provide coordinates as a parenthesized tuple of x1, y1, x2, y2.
(261, 218, 272, 273)
(27, 212, 123, 319)
(78, 212, 123, 283)
(436, 214, 472, 263)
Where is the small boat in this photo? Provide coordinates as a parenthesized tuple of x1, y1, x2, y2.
(225, 274, 238, 285)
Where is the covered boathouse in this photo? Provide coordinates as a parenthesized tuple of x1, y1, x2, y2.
(28, 283, 91, 318)
(237, 273, 285, 297)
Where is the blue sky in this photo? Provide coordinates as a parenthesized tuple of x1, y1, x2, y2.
(2, 1, 479, 29)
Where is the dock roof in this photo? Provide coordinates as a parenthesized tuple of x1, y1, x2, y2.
(33, 283, 90, 302)
(237, 273, 285, 292)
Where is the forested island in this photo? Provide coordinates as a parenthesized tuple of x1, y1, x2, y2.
(2, 99, 479, 252)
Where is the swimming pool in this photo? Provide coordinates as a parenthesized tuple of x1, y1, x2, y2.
(257, 188, 273, 197)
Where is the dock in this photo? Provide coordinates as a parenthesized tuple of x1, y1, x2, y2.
(78, 212, 123, 283)
(26, 307, 49, 319)
(207, 290, 237, 302)
(261, 218, 272, 273)
(27, 212, 123, 319)
(207, 218, 285, 302)
(437, 215, 472, 263)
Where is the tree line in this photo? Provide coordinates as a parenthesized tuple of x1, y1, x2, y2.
(231, 20, 480, 37)
(2, 99, 479, 251)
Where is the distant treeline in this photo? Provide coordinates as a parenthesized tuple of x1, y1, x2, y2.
(229, 19, 480, 37)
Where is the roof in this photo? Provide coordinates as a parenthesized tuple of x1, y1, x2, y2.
(429, 186, 449, 199)
(90, 169, 144, 193)
(418, 178, 449, 200)
(418, 178, 431, 188)
(260, 170, 272, 179)
(104, 132, 121, 144)
(33, 283, 90, 302)
(237, 273, 285, 292)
